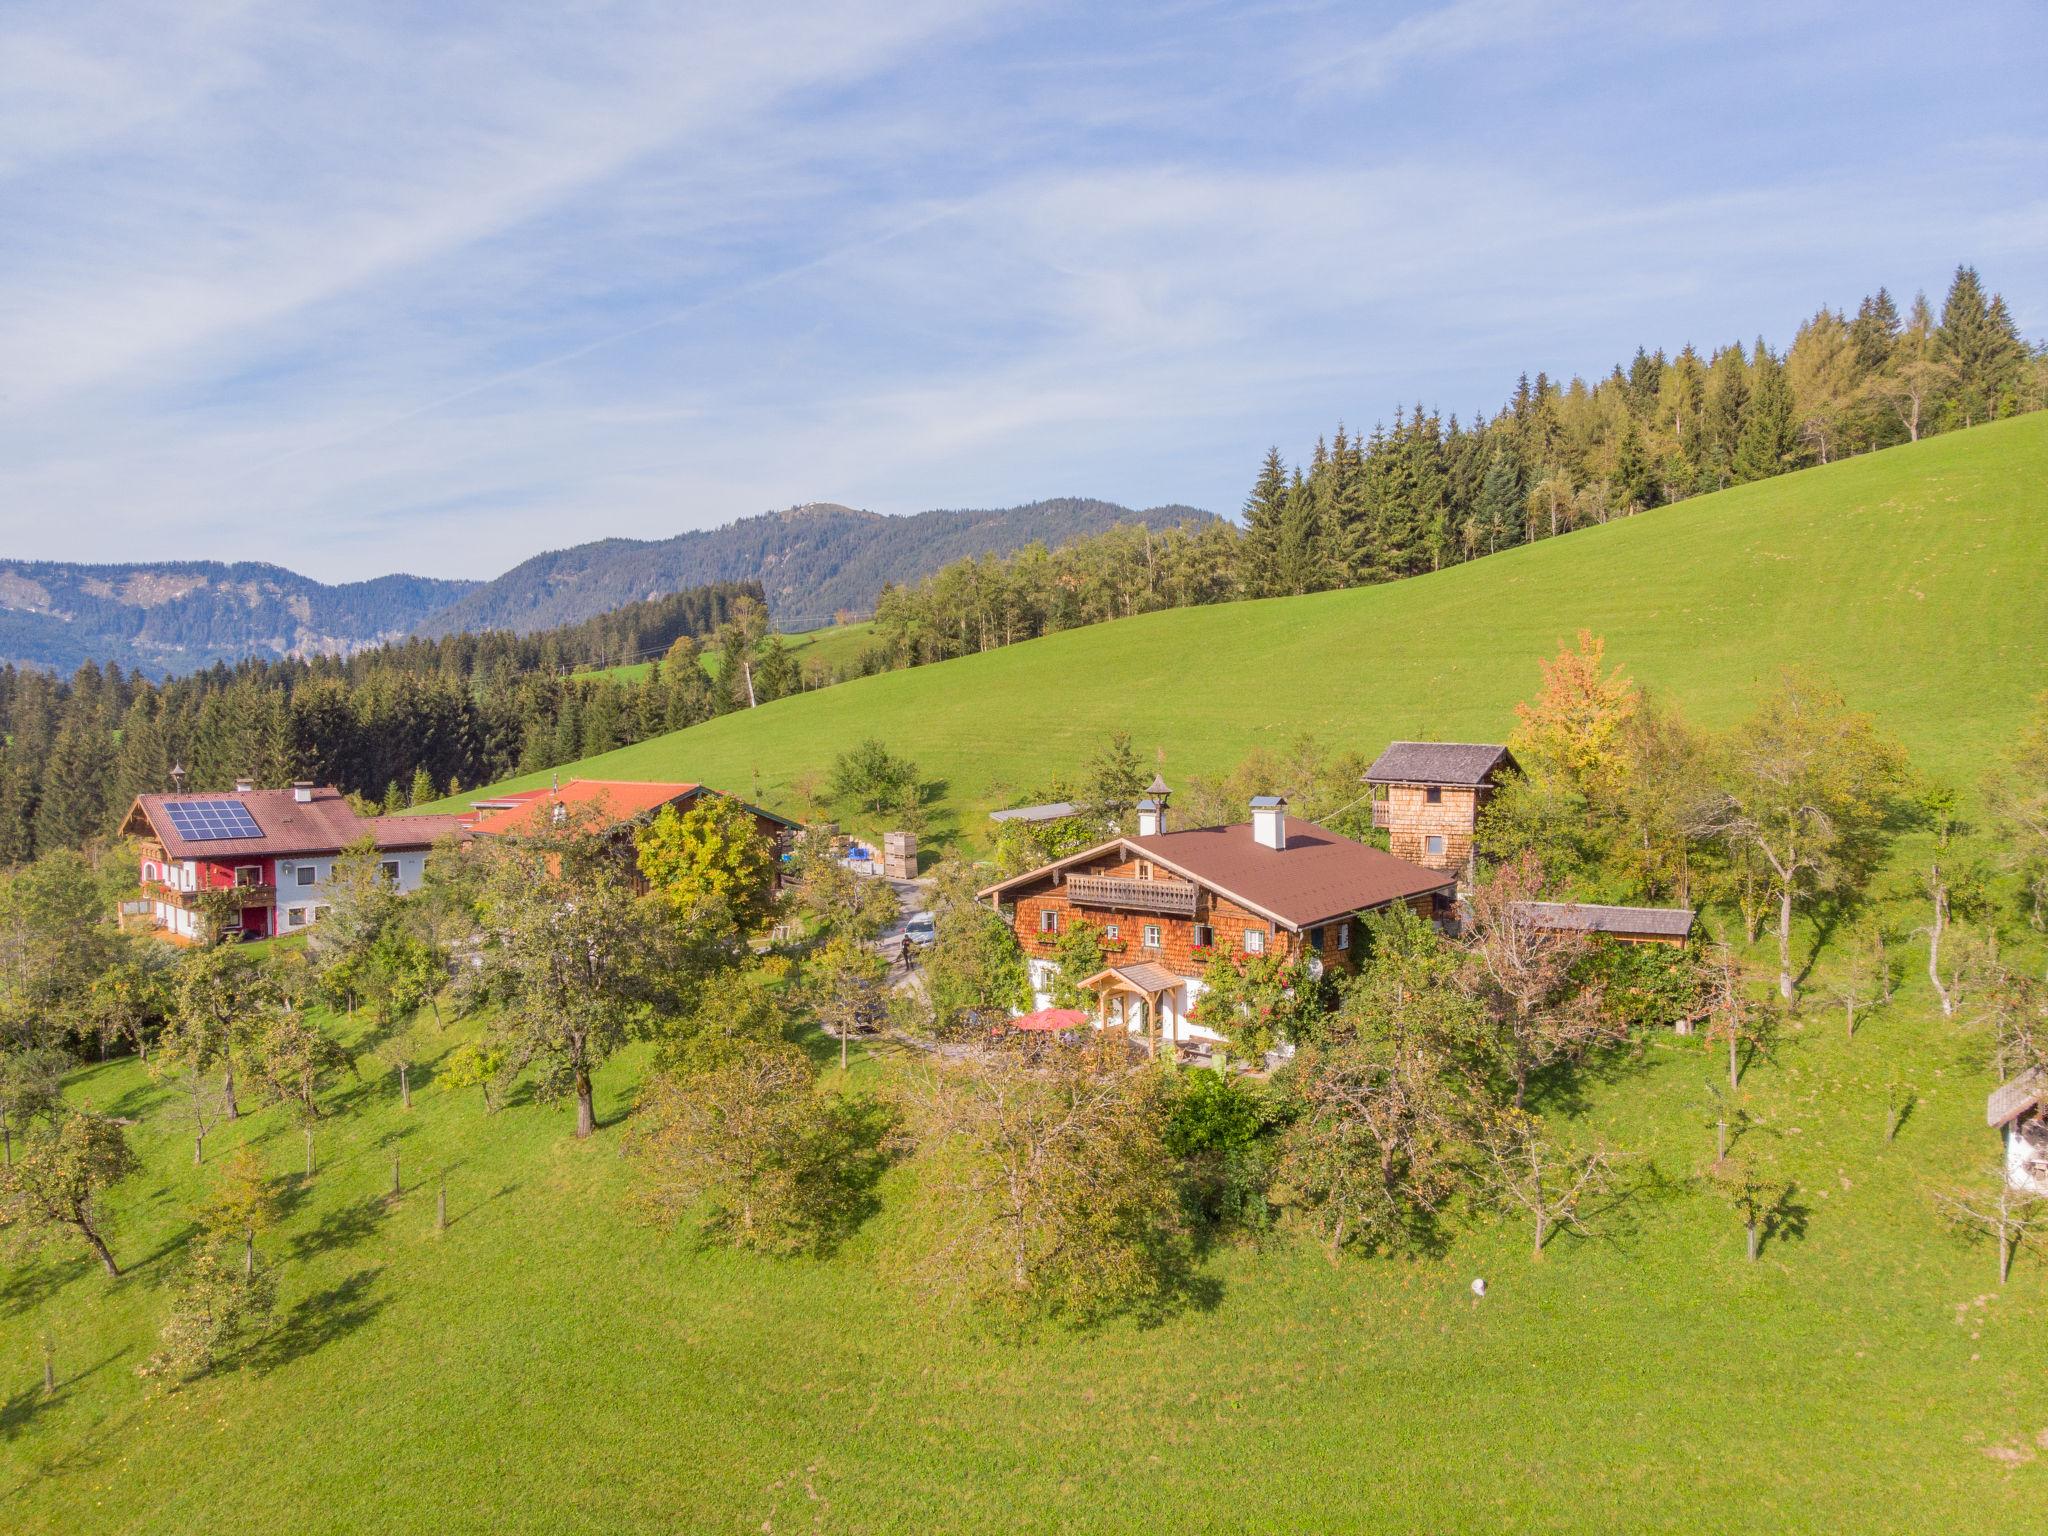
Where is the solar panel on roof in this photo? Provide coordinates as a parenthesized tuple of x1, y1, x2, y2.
(163, 799, 263, 841)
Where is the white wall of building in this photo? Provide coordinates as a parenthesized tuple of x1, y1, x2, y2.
(275, 848, 432, 933)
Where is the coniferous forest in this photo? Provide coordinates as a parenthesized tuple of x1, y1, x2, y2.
(0, 582, 770, 864)
(861, 265, 2042, 667)
(0, 265, 2039, 869)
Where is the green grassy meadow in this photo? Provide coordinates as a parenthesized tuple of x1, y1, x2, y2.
(11, 417, 2048, 1532)
(571, 619, 877, 686)
(461, 415, 2048, 847)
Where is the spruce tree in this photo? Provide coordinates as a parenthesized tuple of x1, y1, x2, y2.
(1732, 344, 1796, 483)
(1238, 446, 1291, 598)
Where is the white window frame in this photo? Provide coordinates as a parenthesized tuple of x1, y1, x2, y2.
(1142, 924, 1162, 950)
(295, 864, 316, 887)
(379, 860, 401, 884)
(1039, 907, 1060, 935)
(286, 906, 307, 928)
(1244, 927, 1267, 955)
(1337, 921, 1351, 951)
(1426, 834, 1446, 856)
(1103, 924, 1119, 941)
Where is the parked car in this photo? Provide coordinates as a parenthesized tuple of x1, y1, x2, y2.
(904, 913, 936, 946)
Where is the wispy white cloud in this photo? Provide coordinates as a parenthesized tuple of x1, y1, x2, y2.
(0, 0, 2041, 582)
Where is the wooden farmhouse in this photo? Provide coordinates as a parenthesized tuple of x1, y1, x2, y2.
(121, 781, 466, 942)
(978, 784, 1455, 1051)
(1988, 1070, 2048, 1194)
(1364, 741, 1519, 881)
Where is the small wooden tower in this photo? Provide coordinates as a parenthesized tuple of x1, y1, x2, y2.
(1363, 742, 1518, 880)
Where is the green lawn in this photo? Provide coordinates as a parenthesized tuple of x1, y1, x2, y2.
(455, 415, 2048, 845)
(571, 619, 878, 686)
(5, 966, 2046, 1532)
(11, 417, 2048, 1532)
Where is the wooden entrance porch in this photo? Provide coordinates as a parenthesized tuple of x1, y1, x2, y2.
(1076, 961, 1187, 1058)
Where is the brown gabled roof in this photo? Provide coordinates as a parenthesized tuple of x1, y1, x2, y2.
(981, 817, 1453, 932)
(125, 788, 462, 860)
(1365, 741, 1518, 787)
(1989, 1070, 2046, 1129)
(1511, 901, 1696, 939)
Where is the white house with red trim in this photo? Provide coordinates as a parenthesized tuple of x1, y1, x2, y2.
(120, 779, 466, 941)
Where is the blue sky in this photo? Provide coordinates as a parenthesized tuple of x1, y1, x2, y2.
(2, 0, 2043, 583)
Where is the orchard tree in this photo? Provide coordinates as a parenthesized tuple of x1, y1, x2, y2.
(786, 844, 898, 943)
(629, 1042, 894, 1254)
(830, 738, 917, 817)
(915, 859, 1030, 1039)
(1917, 787, 1988, 1018)
(0, 1110, 140, 1277)
(909, 1037, 1191, 1326)
(1984, 692, 2048, 930)
(199, 1142, 281, 1279)
(1705, 1141, 1794, 1264)
(0, 1028, 67, 1168)
(469, 841, 677, 1138)
(1692, 673, 1911, 1002)
(1934, 1170, 2045, 1285)
(163, 945, 276, 1121)
(1476, 1108, 1622, 1260)
(1463, 855, 1614, 1106)
(247, 1011, 353, 1123)
(635, 795, 778, 932)
(804, 935, 889, 1072)
(1272, 911, 1490, 1259)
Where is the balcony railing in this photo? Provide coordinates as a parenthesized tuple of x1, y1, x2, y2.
(144, 880, 275, 909)
(1370, 801, 1391, 829)
(1063, 874, 1198, 917)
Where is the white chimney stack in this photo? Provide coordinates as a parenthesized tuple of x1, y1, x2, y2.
(1136, 774, 1171, 837)
(1251, 795, 1287, 851)
(292, 781, 315, 804)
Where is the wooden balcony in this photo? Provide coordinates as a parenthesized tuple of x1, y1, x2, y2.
(1370, 801, 1391, 829)
(144, 880, 275, 910)
(1063, 873, 1198, 917)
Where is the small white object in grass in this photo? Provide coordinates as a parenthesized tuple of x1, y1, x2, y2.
(1471, 1277, 1487, 1298)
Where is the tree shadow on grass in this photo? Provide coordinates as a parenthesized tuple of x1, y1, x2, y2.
(129, 1220, 204, 1282)
(0, 1348, 129, 1442)
(252, 1266, 386, 1374)
(444, 1180, 521, 1231)
(1760, 1185, 1812, 1258)
(102, 1077, 172, 1121)
(287, 1196, 392, 1264)
(0, 1253, 86, 1319)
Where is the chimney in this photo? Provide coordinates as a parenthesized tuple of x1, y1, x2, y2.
(1135, 774, 1171, 837)
(1250, 795, 1287, 851)
(234, 776, 255, 794)
(292, 781, 315, 804)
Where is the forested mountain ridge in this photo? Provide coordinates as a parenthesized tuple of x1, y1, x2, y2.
(413, 497, 1213, 637)
(0, 561, 476, 677)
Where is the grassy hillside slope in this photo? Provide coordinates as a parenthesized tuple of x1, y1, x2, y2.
(447, 415, 2048, 840)
(571, 619, 878, 686)
(9, 417, 2048, 1534)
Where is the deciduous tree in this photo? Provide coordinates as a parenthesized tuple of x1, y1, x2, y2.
(629, 1043, 895, 1255)
(1691, 673, 1911, 1002)
(0, 1110, 140, 1276)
